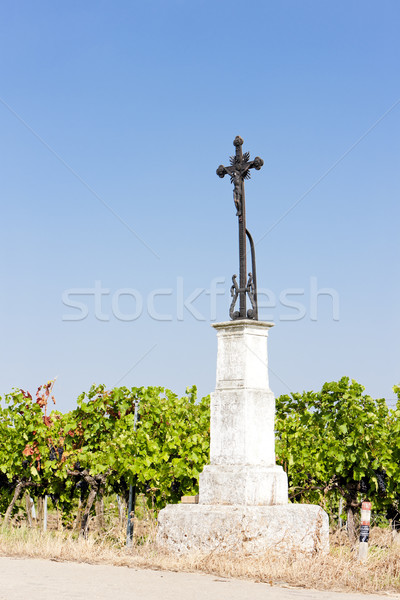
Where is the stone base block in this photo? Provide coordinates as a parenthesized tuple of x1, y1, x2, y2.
(157, 503, 329, 555)
(199, 464, 288, 505)
(210, 389, 276, 466)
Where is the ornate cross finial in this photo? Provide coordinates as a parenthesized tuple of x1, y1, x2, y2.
(216, 136, 264, 320)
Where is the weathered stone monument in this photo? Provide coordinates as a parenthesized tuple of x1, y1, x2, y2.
(157, 137, 329, 554)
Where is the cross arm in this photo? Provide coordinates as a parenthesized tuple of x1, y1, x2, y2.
(216, 157, 264, 179)
(247, 156, 264, 171)
(216, 164, 231, 178)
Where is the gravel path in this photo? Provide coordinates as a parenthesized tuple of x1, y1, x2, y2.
(0, 556, 398, 600)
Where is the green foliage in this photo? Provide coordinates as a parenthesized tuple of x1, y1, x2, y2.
(384, 383, 400, 504)
(126, 386, 210, 506)
(0, 381, 210, 527)
(394, 384, 400, 403)
(276, 377, 393, 510)
(2, 375, 399, 533)
(0, 382, 59, 490)
(62, 384, 210, 509)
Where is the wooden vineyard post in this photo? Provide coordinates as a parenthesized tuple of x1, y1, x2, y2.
(116, 494, 126, 528)
(43, 495, 48, 532)
(338, 497, 343, 529)
(358, 501, 372, 561)
(25, 494, 34, 527)
(37, 496, 44, 527)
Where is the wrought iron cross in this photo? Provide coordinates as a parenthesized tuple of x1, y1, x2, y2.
(216, 136, 264, 320)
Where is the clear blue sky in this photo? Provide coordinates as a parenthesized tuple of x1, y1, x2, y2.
(0, 1, 399, 413)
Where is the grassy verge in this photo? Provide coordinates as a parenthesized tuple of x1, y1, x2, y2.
(1, 525, 400, 594)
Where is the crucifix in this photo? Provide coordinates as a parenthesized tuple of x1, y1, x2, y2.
(216, 136, 264, 320)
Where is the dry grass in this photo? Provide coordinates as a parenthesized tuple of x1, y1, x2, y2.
(2, 524, 400, 594)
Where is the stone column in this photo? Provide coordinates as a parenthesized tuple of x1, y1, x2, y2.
(157, 320, 329, 555)
(199, 320, 288, 506)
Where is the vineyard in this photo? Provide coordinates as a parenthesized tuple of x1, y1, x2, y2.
(1, 377, 400, 543)
(0, 383, 210, 538)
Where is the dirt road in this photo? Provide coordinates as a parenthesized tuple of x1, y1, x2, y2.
(0, 557, 398, 600)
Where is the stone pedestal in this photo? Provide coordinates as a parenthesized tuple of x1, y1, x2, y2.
(158, 504, 328, 554)
(157, 320, 329, 555)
